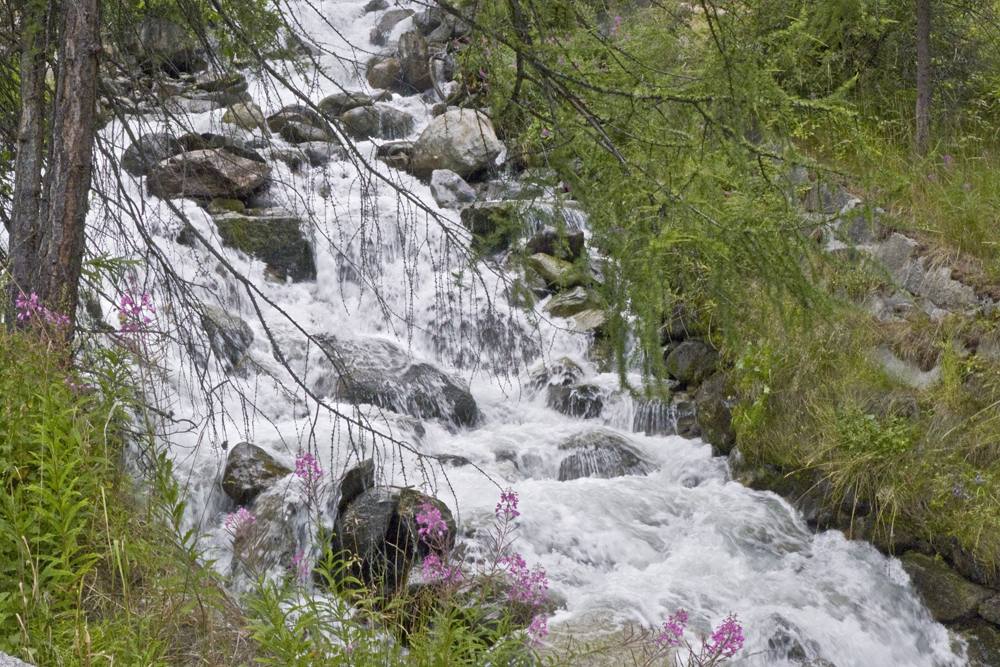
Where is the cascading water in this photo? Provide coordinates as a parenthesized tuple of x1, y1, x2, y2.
(86, 0, 968, 664)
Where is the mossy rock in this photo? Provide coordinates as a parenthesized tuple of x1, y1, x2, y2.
(214, 212, 316, 282)
(460, 202, 525, 253)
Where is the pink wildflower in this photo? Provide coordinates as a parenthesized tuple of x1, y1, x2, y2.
(705, 613, 744, 659)
(295, 450, 322, 482)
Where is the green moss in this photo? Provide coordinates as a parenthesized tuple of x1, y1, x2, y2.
(214, 213, 316, 282)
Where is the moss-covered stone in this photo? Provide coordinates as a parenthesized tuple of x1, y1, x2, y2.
(214, 212, 316, 282)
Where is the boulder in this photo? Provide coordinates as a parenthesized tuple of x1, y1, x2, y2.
(213, 210, 316, 282)
(528, 253, 582, 288)
(632, 397, 674, 437)
(318, 92, 373, 116)
(547, 383, 605, 419)
(529, 357, 584, 390)
(695, 372, 738, 455)
(122, 133, 184, 177)
(430, 54, 460, 100)
(338, 459, 376, 516)
(364, 0, 388, 12)
(266, 105, 327, 134)
(397, 30, 431, 91)
(147, 148, 271, 200)
(979, 595, 1000, 625)
(545, 286, 599, 318)
(338, 104, 414, 140)
(410, 109, 503, 180)
(901, 552, 991, 623)
(369, 9, 414, 46)
(430, 169, 477, 209)
(200, 304, 254, 373)
(232, 481, 302, 577)
(460, 202, 524, 253)
(413, 7, 443, 34)
(557, 430, 653, 481)
(221, 442, 292, 505)
(133, 18, 202, 73)
(333, 487, 455, 597)
(526, 225, 585, 262)
(366, 57, 402, 90)
(377, 141, 414, 172)
(222, 102, 267, 131)
(301, 142, 346, 167)
(569, 309, 606, 334)
(176, 132, 254, 155)
(280, 121, 332, 144)
(314, 336, 478, 427)
(664, 339, 719, 388)
(195, 71, 248, 94)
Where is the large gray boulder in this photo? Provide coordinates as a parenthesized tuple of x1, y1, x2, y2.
(558, 430, 654, 481)
(430, 169, 477, 208)
(367, 57, 402, 90)
(318, 91, 374, 116)
(147, 148, 271, 200)
(547, 383, 605, 419)
(314, 336, 478, 428)
(122, 133, 184, 177)
(222, 442, 292, 505)
(222, 102, 267, 131)
(410, 109, 503, 180)
(339, 104, 414, 140)
(664, 339, 719, 388)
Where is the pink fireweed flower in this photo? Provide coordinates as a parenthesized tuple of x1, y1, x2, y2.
(16, 292, 70, 327)
(527, 614, 548, 645)
(705, 613, 744, 659)
(224, 507, 255, 538)
(500, 552, 548, 606)
(496, 490, 520, 519)
(416, 502, 448, 544)
(656, 609, 688, 647)
(541, 128, 550, 137)
(295, 450, 322, 482)
(422, 553, 463, 584)
(291, 549, 310, 584)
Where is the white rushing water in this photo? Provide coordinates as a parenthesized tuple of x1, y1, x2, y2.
(86, 0, 967, 664)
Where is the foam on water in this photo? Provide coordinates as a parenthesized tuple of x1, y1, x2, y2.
(82, 1, 968, 664)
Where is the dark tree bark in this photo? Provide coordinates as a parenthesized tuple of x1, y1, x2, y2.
(35, 0, 101, 328)
(7, 0, 51, 310)
(7, 0, 100, 335)
(915, 0, 932, 156)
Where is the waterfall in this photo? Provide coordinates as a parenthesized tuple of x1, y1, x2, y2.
(87, 0, 967, 664)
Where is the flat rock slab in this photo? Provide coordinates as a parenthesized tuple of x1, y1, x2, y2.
(148, 148, 270, 200)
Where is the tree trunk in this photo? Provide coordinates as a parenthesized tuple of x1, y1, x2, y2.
(915, 0, 932, 156)
(34, 0, 101, 333)
(7, 0, 51, 315)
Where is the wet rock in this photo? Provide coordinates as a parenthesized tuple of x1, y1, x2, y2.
(147, 148, 271, 200)
(314, 336, 478, 428)
(900, 552, 991, 623)
(122, 133, 184, 177)
(410, 109, 503, 180)
(557, 430, 653, 481)
(364, 0, 388, 12)
(318, 91, 373, 116)
(528, 253, 581, 288)
(460, 202, 524, 253)
(526, 225, 585, 262)
(333, 487, 454, 597)
(413, 7, 443, 34)
(221, 442, 292, 505)
(672, 392, 701, 439)
(664, 339, 719, 388)
(569, 309, 606, 334)
(430, 169, 477, 208)
(200, 304, 254, 373)
(695, 372, 738, 456)
(979, 595, 1000, 625)
(430, 54, 460, 100)
(213, 210, 316, 281)
(377, 141, 414, 171)
(266, 105, 327, 134)
(632, 397, 674, 436)
(398, 30, 431, 92)
(339, 104, 414, 140)
(338, 459, 375, 516)
(233, 480, 302, 576)
(370, 9, 414, 46)
(545, 286, 599, 318)
(547, 383, 604, 419)
(529, 357, 584, 390)
(367, 56, 402, 90)
(963, 620, 1000, 667)
(132, 18, 203, 73)
(176, 132, 254, 155)
(222, 102, 267, 131)
(280, 121, 332, 144)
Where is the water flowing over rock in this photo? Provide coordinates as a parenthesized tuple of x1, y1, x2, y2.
(430, 169, 477, 208)
(410, 109, 503, 180)
(199, 304, 254, 373)
(213, 210, 316, 282)
(557, 430, 654, 481)
(547, 383, 605, 419)
(147, 148, 271, 200)
(369, 8, 414, 46)
(222, 443, 292, 506)
(313, 336, 478, 428)
(901, 552, 992, 623)
(339, 104, 414, 140)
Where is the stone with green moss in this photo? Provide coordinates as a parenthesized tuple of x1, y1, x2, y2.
(213, 212, 316, 282)
(222, 442, 292, 505)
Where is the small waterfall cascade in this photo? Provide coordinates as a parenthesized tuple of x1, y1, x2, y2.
(85, 0, 968, 664)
